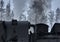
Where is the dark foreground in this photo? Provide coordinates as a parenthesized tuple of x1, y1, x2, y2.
(0, 20, 60, 42)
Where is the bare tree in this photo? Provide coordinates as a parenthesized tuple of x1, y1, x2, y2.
(56, 8, 60, 23)
(6, 0, 11, 21)
(0, 0, 4, 21)
(19, 12, 26, 21)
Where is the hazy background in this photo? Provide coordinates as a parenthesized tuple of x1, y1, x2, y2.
(4, 0, 60, 20)
(52, 0, 60, 11)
